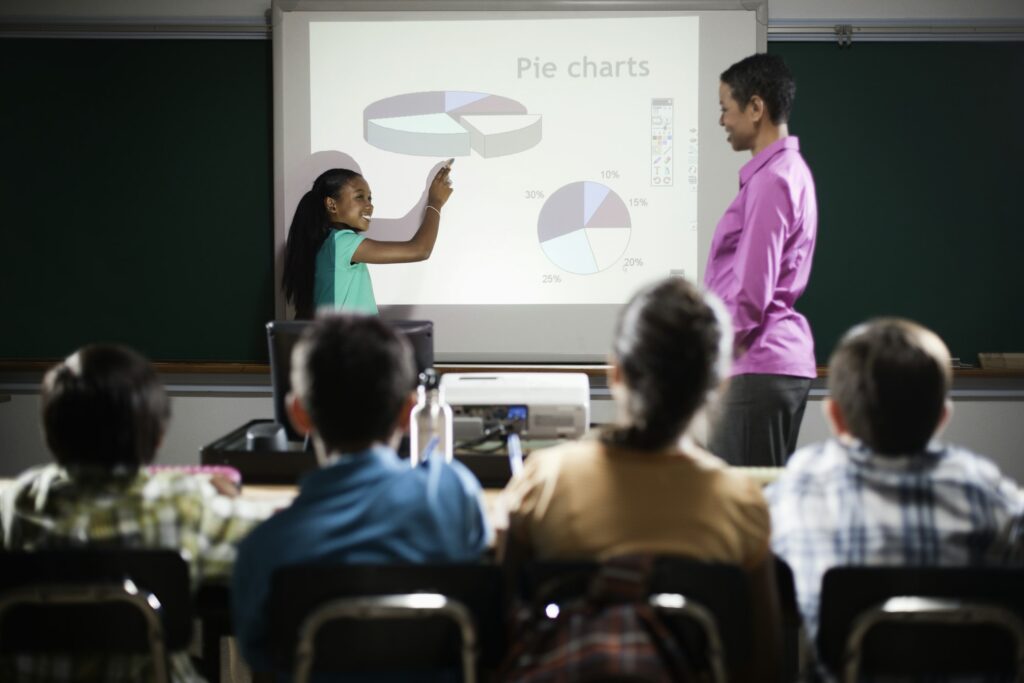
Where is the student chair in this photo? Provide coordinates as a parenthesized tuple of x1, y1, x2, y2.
(517, 556, 758, 683)
(0, 549, 192, 683)
(818, 566, 1024, 682)
(269, 563, 505, 683)
(773, 554, 803, 681)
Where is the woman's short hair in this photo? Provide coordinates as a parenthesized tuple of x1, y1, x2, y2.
(720, 53, 796, 125)
(41, 344, 170, 471)
(605, 277, 730, 450)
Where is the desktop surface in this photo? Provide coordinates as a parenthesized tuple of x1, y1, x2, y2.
(201, 420, 785, 489)
(200, 419, 563, 488)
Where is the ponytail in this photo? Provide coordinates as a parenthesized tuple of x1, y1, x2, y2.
(599, 278, 726, 452)
(600, 373, 690, 451)
(282, 169, 362, 319)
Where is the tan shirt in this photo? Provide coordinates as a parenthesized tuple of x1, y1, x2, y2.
(504, 437, 771, 569)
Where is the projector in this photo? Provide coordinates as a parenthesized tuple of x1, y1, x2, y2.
(439, 372, 590, 440)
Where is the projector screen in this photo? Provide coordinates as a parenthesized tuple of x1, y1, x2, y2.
(274, 1, 765, 362)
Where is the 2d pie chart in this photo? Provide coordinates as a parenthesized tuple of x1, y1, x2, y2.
(363, 91, 541, 158)
(538, 182, 632, 275)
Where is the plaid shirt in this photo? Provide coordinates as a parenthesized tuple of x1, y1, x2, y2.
(766, 438, 1024, 641)
(0, 464, 268, 682)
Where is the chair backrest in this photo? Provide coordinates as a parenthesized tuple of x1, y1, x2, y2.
(773, 554, 802, 682)
(519, 556, 753, 679)
(0, 549, 192, 657)
(266, 319, 316, 442)
(269, 563, 504, 678)
(818, 566, 1024, 679)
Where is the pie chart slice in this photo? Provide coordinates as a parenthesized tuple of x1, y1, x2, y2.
(444, 91, 490, 111)
(537, 182, 584, 243)
(458, 115, 542, 158)
(586, 228, 632, 270)
(365, 113, 471, 156)
(585, 191, 631, 229)
(363, 92, 447, 121)
(583, 183, 611, 225)
(447, 93, 527, 116)
(537, 182, 631, 274)
(364, 91, 540, 157)
(540, 230, 598, 275)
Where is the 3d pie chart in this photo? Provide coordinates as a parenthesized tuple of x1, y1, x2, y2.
(538, 182, 632, 275)
(363, 91, 542, 158)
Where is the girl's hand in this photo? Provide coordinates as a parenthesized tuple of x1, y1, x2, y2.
(427, 164, 454, 209)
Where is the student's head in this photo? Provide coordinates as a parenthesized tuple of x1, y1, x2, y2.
(41, 344, 170, 473)
(282, 168, 366, 319)
(827, 318, 953, 455)
(605, 277, 730, 451)
(287, 313, 416, 456)
(719, 53, 795, 151)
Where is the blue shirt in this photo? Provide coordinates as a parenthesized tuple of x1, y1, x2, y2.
(231, 445, 490, 675)
(313, 227, 378, 315)
(766, 438, 1024, 642)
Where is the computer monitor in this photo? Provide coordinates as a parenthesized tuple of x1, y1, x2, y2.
(266, 319, 434, 442)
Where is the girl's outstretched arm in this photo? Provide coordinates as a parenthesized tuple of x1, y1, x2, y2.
(353, 164, 454, 264)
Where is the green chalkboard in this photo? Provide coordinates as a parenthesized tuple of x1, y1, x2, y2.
(769, 42, 1024, 365)
(0, 38, 273, 363)
(2, 39, 1021, 365)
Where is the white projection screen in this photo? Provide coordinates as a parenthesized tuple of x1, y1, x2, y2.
(273, 0, 766, 363)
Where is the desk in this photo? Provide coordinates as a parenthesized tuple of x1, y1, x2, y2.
(200, 419, 557, 487)
(240, 468, 783, 550)
(202, 420, 785, 491)
(0, 467, 782, 541)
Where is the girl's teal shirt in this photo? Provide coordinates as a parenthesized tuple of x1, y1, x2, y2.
(313, 228, 378, 315)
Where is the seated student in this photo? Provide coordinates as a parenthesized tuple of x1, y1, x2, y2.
(231, 313, 490, 676)
(767, 318, 1024, 644)
(501, 276, 782, 682)
(0, 344, 264, 683)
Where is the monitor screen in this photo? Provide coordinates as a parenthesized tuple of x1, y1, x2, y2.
(267, 319, 434, 442)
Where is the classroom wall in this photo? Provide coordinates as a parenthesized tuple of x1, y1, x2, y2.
(3, 381, 1024, 484)
(771, 0, 1024, 21)
(1, 1, 1021, 477)
(3, 0, 1024, 23)
(0, 386, 274, 476)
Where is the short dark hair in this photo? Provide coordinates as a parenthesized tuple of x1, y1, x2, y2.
(604, 277, 729, 451)
(828, 319, 952, 455)
(720, 53, 795, 125)
(41, 344, 170, 471)
(291, 313, 416, 451)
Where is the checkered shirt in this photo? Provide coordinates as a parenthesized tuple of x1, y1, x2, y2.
(0, 464, 267, 682)
(766, 438, 1024, 642)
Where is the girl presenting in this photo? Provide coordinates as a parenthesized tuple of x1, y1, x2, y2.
(283, 163, 453, 318)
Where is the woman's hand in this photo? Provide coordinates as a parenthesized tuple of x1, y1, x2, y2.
(427, 164, 454, 209)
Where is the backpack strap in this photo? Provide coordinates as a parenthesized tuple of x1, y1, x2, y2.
(590, 555, 706, 682)
(587, 554, 658, 603)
